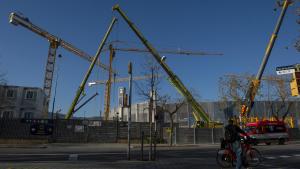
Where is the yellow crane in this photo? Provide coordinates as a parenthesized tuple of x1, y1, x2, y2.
(9, 12, 113, 117)
(239, 0, 292, 127)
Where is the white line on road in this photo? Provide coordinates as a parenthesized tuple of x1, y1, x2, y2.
(279, 155, 292, 158)
(265, 156, 277, 160)
(69, 154, 78, 161)
(1, 152, 127, 156)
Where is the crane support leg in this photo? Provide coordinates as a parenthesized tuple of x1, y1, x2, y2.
(65, 17, 117, 119)
(43, 41, 58, 117)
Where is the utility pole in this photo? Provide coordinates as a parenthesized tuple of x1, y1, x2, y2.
(187, 102, 190, 128)
(127, 62, 133, 160)
(149, 67, 155, 161)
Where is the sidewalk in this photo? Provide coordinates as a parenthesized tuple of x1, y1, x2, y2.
(0, 140, 299, 150)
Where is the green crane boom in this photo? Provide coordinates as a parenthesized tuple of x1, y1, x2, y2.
(65, 18, 117, 119)
(113, 5, 210, 124)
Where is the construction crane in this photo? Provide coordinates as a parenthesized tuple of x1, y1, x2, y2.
(104, 44, 114, 121)
(107, 47, 223, 56)
(88, 74, 162, 121)
(65, 17, 117, 120)
(239, 0, 292, 126)
(101, 44, 223, 122)
(101, 44, 222, 122)
(9, 12, 113, 117)
(112, 5, 217, 127)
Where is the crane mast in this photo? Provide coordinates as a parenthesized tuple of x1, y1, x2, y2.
(113, 5, 210, 125)
(9, 12, 113, 117)
(104, 45, 115, 121)
(240, 0, 292, 125)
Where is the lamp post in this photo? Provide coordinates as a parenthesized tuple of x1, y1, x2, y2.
(127, 62, 133, 160)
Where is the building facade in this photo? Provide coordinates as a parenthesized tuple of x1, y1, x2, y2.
(0, 85, 47, 119)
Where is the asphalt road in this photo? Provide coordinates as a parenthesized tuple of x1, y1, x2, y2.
(0, 142, 299, 169)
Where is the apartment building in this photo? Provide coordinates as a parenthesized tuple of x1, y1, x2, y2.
(0, 85, 47, 119)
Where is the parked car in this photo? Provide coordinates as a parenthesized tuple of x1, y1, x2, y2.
(243, 120, 289, 145)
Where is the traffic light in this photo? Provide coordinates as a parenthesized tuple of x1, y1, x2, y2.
(290, 71, 300, 96)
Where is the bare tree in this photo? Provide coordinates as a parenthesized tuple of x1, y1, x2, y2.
(0, 60, 7, 85)
(157, 95, 185, 146)
(218, 74, 257, 119)
(295, 7, 300, 52)
(0, 73, 6, 85)
(263, 75, 291, 120)
(135, 58, 162, 160)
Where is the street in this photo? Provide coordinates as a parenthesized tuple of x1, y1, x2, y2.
(0, 142, 299, 169)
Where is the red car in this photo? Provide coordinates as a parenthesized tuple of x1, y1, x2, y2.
(243, 120, 289, 145)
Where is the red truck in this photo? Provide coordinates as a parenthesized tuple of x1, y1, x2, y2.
(244, 120, 289, 145)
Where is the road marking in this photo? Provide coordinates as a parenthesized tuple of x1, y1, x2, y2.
(264, 156, 277, 160)
(69, 154, 78, 161)
(293, 154, 300, 157)
(279, 155, 291, 158)
(1, 152, 126, 156)
(1, 154, 67, 156)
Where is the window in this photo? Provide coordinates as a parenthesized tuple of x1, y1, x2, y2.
(274, 125, 286, 132)
(6, 89, 15, 98)
(24, 112, 33, 119)
(1, 111, 13, 119)
(25, 90, 37, 100)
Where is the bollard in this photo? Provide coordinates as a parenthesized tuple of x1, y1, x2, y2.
(153, 131, 157, 160)
(141, 131, 144, 161)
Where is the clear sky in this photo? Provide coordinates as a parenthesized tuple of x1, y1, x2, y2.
(0, 0, 299, 117)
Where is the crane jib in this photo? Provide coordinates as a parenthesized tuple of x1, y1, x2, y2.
(9, 12, 113, 72)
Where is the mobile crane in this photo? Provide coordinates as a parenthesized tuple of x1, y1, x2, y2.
(112, 5, 212, 126)
(102, 44, 222, 122)
(9, 12, 113, 117)
(65, 18, 117, 119)
(239, 0, 292, 126)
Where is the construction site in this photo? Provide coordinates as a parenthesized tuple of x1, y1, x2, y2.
(0, 0, 300, 169)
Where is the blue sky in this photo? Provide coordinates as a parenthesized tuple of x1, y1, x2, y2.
(0, 0, 299, 117)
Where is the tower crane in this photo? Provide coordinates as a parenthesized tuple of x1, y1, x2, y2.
(106, 47, 223, 56)
(9, 12, 114, 117)
(239, 0, 292, 126)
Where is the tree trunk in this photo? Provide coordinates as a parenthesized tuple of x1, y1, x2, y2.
(169, 113, 174, 147)
(149, 96, 153, 160)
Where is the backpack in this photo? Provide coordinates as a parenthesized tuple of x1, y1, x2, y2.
(225, 125, 237, 143)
